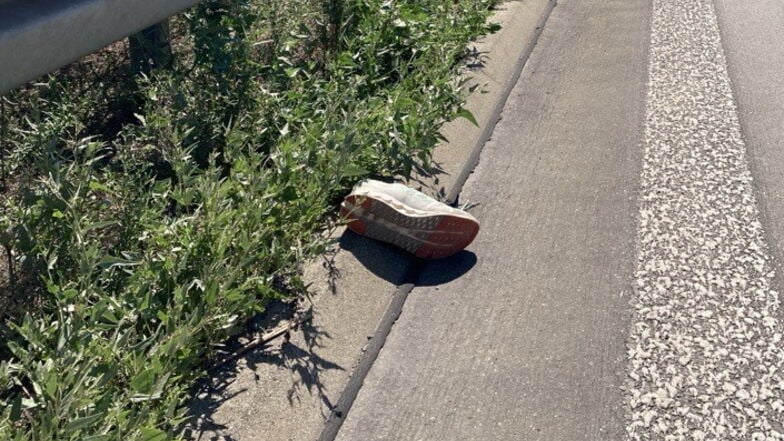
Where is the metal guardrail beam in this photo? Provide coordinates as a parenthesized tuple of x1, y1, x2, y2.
(0, 0, 203, 94)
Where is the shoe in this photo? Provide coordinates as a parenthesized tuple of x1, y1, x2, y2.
(340, 179, 480, 260)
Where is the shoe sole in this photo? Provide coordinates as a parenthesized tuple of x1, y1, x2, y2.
(340, 193, 479, 260)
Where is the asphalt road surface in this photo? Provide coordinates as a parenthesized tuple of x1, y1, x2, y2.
(333, 0, 784, 439)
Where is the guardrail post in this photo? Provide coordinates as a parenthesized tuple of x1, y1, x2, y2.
(324, 0, 344, 49)
(0, 95, 11, 288)
(0, 97, 6, 187)
(129, 20, 173, 75)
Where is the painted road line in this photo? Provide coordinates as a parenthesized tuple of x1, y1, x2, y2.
(627, 0, 784, 440)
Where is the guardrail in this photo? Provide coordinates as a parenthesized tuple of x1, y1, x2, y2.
(0, 0, 204, 94)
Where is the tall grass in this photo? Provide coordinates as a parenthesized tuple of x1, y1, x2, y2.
(0, 0, 498, 439)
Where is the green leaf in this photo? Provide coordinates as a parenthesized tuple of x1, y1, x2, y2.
(44, 370, 58, 396)
(64, 413, 103, 432)
(139, 427, 168, 441)
(83, 435, 112, 441)
(455, 108, 478, 127)
(84, 220, 119, 233)
(9, 394, 21, 422)
(21, 398, 37, 410)
(88, 181, 112, 193)
(97, 255, 141, 270)
(341, 164, 368, 178)
(280, 186, 298, 202)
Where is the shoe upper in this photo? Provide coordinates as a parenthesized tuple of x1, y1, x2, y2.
(349, 179, 477, 221)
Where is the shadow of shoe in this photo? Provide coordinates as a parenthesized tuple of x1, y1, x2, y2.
(338, 229, 413, 285)
(340, 229, 478, 287)
(416, 250, 478, 287)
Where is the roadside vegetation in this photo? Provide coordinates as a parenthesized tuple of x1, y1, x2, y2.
(0, 0, 498, 439)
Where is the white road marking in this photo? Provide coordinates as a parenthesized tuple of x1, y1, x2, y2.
(627, 0, 784, 439)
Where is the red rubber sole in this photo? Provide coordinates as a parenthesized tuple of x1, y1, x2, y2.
(340, 194, 479, 260)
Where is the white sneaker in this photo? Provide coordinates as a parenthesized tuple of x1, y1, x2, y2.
(340, 179, 480, 259)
